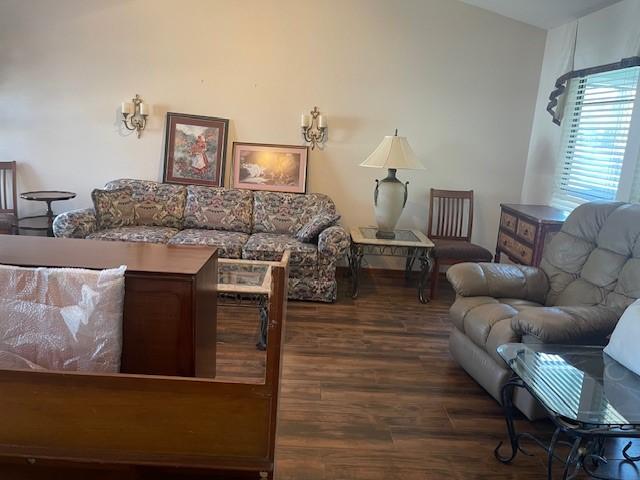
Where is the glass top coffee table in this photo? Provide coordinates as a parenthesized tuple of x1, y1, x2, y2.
(349, 227, 435, 303)
(495, 343, 640, 479)
(217, 258, 278, 350)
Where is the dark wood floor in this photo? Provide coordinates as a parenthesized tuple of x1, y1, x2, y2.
(217, 272, 639, 480)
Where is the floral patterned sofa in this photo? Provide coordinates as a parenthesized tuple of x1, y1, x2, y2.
(53, 179, 350, 302)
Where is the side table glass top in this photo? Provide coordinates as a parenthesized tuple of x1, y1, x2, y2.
(217, 259, 275, 295)
(498, 343, 640, 428)
(351, 227, 434, 247)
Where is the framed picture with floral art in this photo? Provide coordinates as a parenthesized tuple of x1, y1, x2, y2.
(232, 142, 308, 193)
(163, 112, 229, 187)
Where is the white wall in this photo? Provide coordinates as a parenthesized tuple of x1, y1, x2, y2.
(0, 0, 545, 266)
(521, 0, 639, 205)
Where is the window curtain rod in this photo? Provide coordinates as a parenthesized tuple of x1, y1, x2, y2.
(547, 56, 640, 125)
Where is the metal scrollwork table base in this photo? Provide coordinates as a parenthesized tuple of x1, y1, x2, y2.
(495, 344, 640, 480)
(348, 227, 435, 304)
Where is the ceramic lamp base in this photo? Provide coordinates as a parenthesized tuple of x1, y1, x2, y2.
(373, 168, 409, 239)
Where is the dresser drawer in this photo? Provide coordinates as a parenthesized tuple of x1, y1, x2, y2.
(510, 239, 534, 265)
(500, 212, 517, 233)
(498, 232, 515, 252)
(498, 232, 534, 265)
(516, 219, 537, 244)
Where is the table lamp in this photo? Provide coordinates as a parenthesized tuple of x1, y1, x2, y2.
(360, 130, 425, 239)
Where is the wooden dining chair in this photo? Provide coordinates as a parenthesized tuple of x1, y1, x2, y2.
(0, 162, 18, 235)
(427, 188, 492, 299)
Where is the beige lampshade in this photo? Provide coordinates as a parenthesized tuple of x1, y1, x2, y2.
(360, 135, 425, 170)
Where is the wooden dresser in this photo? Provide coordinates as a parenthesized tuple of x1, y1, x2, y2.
(0, 235, 217, 377)
(495, 204, 569, 267)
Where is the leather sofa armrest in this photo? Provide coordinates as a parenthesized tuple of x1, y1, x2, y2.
(52, 208, 97, 238)
(318, 225, 350, 259)
(446, 262, 549, 303)
(512, 306, 620, 344)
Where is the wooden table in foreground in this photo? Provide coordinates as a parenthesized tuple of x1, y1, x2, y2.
(0, 235, 217, 377)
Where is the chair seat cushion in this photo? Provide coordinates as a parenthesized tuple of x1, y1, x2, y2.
(433, 239, 492, 261)
(168, 229, 249, 259)
(243, 233, 317, 266)
(87, 226, 178, 244)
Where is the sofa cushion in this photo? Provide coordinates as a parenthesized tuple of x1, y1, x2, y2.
(168, 229, 249, 259)
(105, 179, 186, 229)
(252, 191, 337, 235)
(91, 187, 135, 230)
(296, 213, 340, 242)
(87, 226, 178, 244)
(243, 233, 317, 266)
(183, 186, 253, 234)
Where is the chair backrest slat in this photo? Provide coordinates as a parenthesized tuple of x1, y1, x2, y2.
(427, 188, 474, 241)
(0, 162, 17, 215)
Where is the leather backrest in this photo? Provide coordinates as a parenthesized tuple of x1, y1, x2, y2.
(540, 201, 640, 313)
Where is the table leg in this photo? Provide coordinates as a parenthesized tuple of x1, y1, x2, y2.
(417, 248, 433, 304)
(256, 297, 268, 351)
(46, 200, 55, 237)
(495, 378, 524, 464)
(405, 247, 416, 281)
(349, 243, 364, 299)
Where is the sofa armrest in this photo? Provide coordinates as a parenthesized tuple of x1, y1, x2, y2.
(53, 208, 97, 238)
(512, 305, 620, 344)
(318, 225, 350, 259)
(446, 262, 549, 303)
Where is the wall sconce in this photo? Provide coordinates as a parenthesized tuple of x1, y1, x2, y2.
(121, 94, 149, 138)
(301, 106, 327, 150)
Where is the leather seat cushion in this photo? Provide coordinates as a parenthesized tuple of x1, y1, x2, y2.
(168, 229, 249, 259)
(433, 239, 493, 261)
(464, 303, 519, 350)
(87, 226, 178, 244)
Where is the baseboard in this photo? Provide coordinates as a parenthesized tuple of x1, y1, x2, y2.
(336, 266, 447, 280)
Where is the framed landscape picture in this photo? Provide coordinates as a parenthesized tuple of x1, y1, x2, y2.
(232, 143, 308, 193)
(163, 112, 229, 187)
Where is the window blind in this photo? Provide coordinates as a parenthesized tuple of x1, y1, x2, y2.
(552, 66, 640, 210)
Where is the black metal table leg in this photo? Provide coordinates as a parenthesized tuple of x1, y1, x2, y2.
(495, 378, 525, 463)
(405, 247, 416, 281)
(417, 248, 433, 304)
(349, 243, 364, 299)
(256, 299, 268, 351)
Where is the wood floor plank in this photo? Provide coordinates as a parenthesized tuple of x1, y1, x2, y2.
(215, 274, 636, 479)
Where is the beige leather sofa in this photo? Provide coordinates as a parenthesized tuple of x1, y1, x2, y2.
(446, 202, 640, 419)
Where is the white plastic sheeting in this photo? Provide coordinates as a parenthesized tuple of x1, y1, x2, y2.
(0, 265, 126, 372)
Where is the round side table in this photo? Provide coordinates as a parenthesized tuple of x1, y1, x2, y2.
(18, 190, 76, 237)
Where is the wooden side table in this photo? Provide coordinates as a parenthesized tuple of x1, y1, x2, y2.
(349, 226, 435, 303)
(18, 190, 76, 237)
(495, 204, 569, 267)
